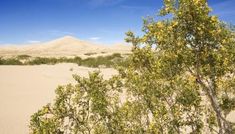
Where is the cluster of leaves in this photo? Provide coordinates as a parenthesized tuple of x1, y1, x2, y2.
(30, 0, 235, 133)
(0, 53, 128, 68)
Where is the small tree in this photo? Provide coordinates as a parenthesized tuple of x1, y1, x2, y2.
(125, 0, 235, 133)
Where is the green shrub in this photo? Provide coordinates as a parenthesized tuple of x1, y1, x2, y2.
(111, 53, 122, 58)
(17, 55, 31, 59)
(0, 57, 3, 65)
(27, 57, 58, 65)
(84, 52, 97, 56)
(72, 56, 82, 65)
(0, 58, 23, 65)
(80, 54, 123, 68)
(81, 57, 98, 67)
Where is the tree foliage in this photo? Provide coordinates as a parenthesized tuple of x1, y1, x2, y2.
(30, 0, 235, 133)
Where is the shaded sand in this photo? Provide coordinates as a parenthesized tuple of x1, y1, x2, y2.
(0, 64, 117, 134)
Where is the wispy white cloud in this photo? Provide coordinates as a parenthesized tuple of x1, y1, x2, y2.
(89, 37, 101, 40)
(27, 40, 41, 44)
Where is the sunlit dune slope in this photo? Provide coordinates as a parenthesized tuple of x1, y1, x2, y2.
(0, 36, 131, 57)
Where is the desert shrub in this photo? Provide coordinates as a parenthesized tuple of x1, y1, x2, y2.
(95, 56, 112, 67)
(81, 57, 98, 67)
(17, 54, 31, 59)
(0, 57, 3, 65)
(0, 58, 23, 65)
(80, 54, 123, 68)
(84, 52, 97, 56)
(56, 57, 67, 63)
(26, 57, 81, 65)
(111, 53, 122, 58)
(72, 56, 82, 65)
(27, 57, 58, 65)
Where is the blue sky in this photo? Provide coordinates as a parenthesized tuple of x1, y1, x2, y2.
(0, 0, 234, 45)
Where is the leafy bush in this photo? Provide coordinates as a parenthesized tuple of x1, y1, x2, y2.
(0, 57, 23, 65)
(110, 53, 122, 58)
(27, 57, 58, 65)
(81, 57, 98, 67)
(71, 56, 82, 65)
(0, 57, 3, 65)
(81, 53, 124, 68)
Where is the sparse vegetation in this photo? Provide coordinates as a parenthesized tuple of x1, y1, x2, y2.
(17, 54, 31, 60)
(0, 53, 126, 68)
(84, 52, 97, 56)
(80, 53, 124, 68)
(0, 57, 23, 65)
(27, 57, 59, 65)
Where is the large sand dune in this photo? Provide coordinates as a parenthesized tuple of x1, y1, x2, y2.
(0, 64, 117, 134)
(0, 36, 131, 57)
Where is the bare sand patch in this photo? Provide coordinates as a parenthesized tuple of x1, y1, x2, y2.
(0, 64, 117, 134)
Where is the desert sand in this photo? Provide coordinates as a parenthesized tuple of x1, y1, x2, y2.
(0, 63, 117, 134)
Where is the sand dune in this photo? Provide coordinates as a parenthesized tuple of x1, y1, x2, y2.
(0, 64, 117, 134)
(0, 36, 131, 57)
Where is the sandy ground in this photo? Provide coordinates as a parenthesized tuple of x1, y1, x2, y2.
(0, 64, 117, 134)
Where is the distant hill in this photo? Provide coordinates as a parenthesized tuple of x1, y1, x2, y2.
(0, 36, 131, 57)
